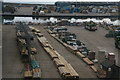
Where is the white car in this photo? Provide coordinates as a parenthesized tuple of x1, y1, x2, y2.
(39, 11, 45, 15)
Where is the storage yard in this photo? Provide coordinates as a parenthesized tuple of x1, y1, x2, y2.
(2, 22, 120, 79)
(2, 1, 120, 80)
(66, 26, 118, 61)
(2, 24, 97, 78)
(2, 25, 60, 78)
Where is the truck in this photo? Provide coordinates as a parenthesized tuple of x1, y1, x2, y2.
(85, 21, 97, 31)
(114, 28, 120, 49)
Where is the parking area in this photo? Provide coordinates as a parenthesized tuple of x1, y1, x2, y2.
(66, 26, 119, 65)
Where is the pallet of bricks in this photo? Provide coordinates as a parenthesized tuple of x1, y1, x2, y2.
(16, 26, 41, 79)
(29, 26, 79, 80)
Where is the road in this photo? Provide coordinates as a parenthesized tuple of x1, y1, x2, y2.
(31, 33, 60, 78)
(2, 25, 24, 78)
(34, 25, 97, 78)
(66, 26, 119, 66)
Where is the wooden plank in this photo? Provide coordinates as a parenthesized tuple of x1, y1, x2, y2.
(66, 45, 77, 53)
(66, 64, 79, 77)
(55, 34, 58, 37)
(34, 32, 38, 35)
(49, 50, 58, 59)
(76, 51, 85, 58)
(54, 37, 64, 45)
(44, 47, 51, 53)
(53, 58, 65, 67)
(54, 50, 61, 57)
(46, 29, 49, 33)
(24, 71, 32, 78)
(58, 56, 68, 65)
(21, 49, 28, 55)
(48, 44, 54, 50)
(82, 58, 94, 65)
(62, 43, 69, 48)
(32, 68, 41, 78)
(47, 30, 53, 34)
(37, 33, 43, 37)
(36, 36, 40, 40)
(35, 29, 41, 33)
(58, 67, 70, 76)
(29, 26, 35, 30)
(90, 66, 97, 73)
(38, 37, 47, 43)
(42, 42, 49, 47)
(44, 47, 58, 59)
(51, 34, 56, 37)
(37, 39, 49, 48)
